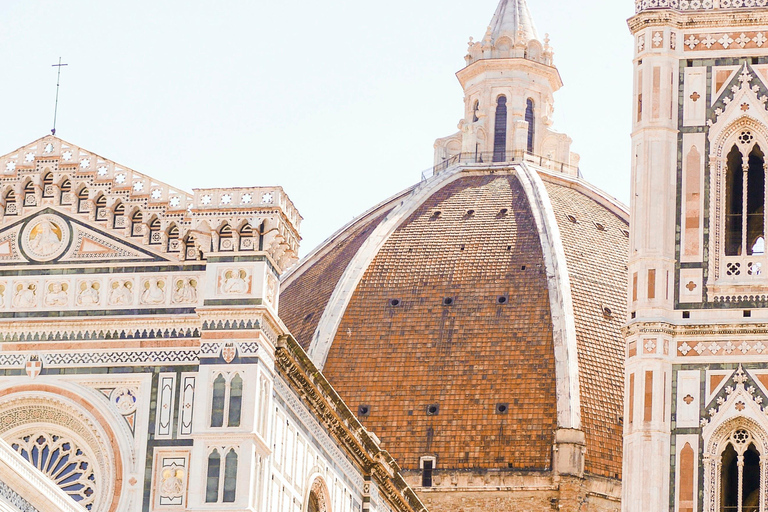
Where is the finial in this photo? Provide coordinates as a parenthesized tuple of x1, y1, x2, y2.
(544, 33, 551, 47)
(51, 57, 68, 136)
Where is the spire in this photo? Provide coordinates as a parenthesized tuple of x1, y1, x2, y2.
(488, 0, 539, 45)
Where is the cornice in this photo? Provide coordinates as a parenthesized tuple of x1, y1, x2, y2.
(275, 334, 427, 512)
(625, 320, 768, 337)
(456, 58, 563, 92)
(629, 8, 768, 33)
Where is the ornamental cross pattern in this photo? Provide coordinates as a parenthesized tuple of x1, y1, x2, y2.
(690, 92, 701, 103)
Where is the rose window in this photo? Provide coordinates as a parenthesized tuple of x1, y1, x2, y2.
(739, 130, 754, 145)
(10, 432, 97, 509)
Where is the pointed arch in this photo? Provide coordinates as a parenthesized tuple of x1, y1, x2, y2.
(238, 223, 254, 251)
(4, 188, 17, 216)
(59, 178, 72, 205)
(112, 201, 125, 229)
(304, 475, 331, 512)
(525, 98, 535, 154)
(205, 449, 221, 503)
(148, 216, 162, 245)
(218, 223, 234, 252)
(94, 193, 107, 221)
(166, 223, 180, 253)
(493, 95, 508, 162)
(130, 209, 144, 237)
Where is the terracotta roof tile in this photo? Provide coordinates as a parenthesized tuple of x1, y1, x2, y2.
(281, 209, 393, 350)
(543, 179, 627, 479)
(323, 174, 557, 470)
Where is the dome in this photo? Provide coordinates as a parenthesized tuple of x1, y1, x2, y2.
(280, 162, 628, 482)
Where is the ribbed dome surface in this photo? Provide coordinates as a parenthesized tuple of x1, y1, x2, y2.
(280, 165, 627, 479)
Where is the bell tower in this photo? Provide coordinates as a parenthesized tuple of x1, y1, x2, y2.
(433, 0, 580, 175)
(626, 2, 768, 511)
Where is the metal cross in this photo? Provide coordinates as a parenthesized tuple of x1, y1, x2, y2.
(51, 57, 68, 136)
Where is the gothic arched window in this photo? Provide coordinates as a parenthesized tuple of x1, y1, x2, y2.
(493, 96, 508, 162)
(205, 450, 221, 503)
(526, 99, 535, 154)
(223, 449, 238, 503)
(211, 373, 243, 428)
(211, 374, 226, 428)
(724, 141, 766, 257)
(228, 375, 243, 428)
(720, 430, 761, 511)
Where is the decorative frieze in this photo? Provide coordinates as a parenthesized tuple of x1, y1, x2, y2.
(637, 0, 768, 13)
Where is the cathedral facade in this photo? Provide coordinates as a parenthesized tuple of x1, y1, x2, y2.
(625, 1, 768, 511)
(0, 136, 425, 512)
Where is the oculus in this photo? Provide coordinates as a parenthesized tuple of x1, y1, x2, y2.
(20, 214, 70, 262)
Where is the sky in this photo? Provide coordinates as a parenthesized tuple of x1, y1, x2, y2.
(0, 0, 636, 256)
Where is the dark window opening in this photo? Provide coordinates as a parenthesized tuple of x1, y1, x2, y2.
(211, 374, 226, 428)
(726, 145, 744, 256)
(744, 310, 753, 318)
(497, 296, 508, 305)
(443, 297, 454, 306)
(525, 99, 535, 154)
(721, 441, 761, 511)
(422, 460, 433, 487)
(228, 375, 243, 427)
(206, 450, 221, 503)
(358, 405, 370, 417)
(222, 449, 238, 503)
(724, 142, 766, 256)
(493, 96, 508, 162)
(495, 403, 509, 414)
(747, 145, 765, 255)
(426, 404, 439, 415)
(683, 311, 691, 319)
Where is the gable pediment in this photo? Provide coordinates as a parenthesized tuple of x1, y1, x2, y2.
(0, 134, 302, 271)
(0, 208, 172, 266)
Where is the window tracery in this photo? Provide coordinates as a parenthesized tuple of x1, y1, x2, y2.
(0, 393, 117, 512)
(10, 433, 96, 510)
(205, 447, 238, 504)
(210, 372, 243, 428)
(710, 119, 768, 285)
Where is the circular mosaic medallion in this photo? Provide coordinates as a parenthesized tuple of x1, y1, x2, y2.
(20, 214, 70, 262)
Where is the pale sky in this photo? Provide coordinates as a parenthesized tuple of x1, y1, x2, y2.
(0, 0, 636, 256)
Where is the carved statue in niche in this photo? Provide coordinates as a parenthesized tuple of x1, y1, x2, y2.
(44, 282, 69, 306)
(222, 269, 248, 294)
(172, 278, 198, 304)
(141, 278, 166, 305)
(109, 280, 133, 305)
(77, 281, 100, 306)
(160, 468, 185, 498)
(13, 283, 36, 308)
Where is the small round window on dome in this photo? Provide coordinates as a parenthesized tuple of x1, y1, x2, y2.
(358, 405, 371, 417)
(498, 208, 509, 217)
(443, 297, 454, 306)
(594, 221, 606, 231)
(388, 298, 401, 307)
(621, 228, 630, 238)
(430, 211, 442, 220)
(495, 403, 509, 414)
(497, 296, 508, 305)
(465, 209, 475, 217)
(566, 214, 578, 224)
(426, 404, 439, 416)
(602, 306, 613, 318)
